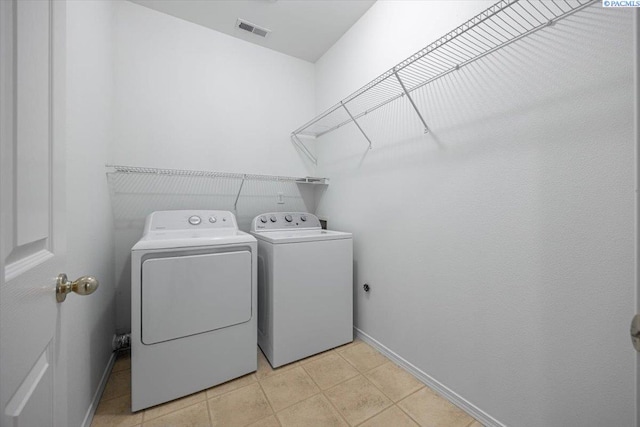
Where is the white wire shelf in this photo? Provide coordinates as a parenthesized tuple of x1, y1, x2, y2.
(291, 0, 597, 156)
(106, 165, 329, 185)
(106, 165, 328, 226)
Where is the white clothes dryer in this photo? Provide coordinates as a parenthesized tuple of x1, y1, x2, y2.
(131, 210, 256, 411)
(250, 212, 353, 368)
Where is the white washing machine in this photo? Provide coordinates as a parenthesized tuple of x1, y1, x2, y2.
(250, 212, 353, 368)
(131, 210, 257, 411)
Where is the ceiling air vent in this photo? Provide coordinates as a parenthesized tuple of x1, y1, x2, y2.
(236, 19, 271, 38)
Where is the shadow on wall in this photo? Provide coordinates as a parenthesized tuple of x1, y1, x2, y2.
(107, 170, 318, 334)
(316, 7, 631, 178)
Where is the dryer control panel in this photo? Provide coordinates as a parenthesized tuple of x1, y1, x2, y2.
(144, 210, 238, 232)
(250, 212, 321, 232)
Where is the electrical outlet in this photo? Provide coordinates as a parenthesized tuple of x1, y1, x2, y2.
(277, 192, 284, 204)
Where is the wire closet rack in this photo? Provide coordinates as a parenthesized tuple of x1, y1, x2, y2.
(106, 165, 328, 184)
(291, 0, 597, 163)
(106, 165, 328, 213)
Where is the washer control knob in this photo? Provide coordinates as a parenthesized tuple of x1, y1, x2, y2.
(260, 216, 267, 224)
(209, 216, 217, 223)
(270, 215, 277, 223)
(285, 215, 293, 222)
(188, 215, 201, 225)
(300, 215, 307, 222)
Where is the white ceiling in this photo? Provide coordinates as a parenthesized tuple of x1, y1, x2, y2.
(129, 0, 376, 63)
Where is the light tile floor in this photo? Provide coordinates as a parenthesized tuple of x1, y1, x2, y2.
(91, 340, 483, 427)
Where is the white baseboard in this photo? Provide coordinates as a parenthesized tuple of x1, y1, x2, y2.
(80, 351, 117, 427)
(354, 327, 506, 427)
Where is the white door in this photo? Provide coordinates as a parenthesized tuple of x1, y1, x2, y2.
(0, 1, 69, 425)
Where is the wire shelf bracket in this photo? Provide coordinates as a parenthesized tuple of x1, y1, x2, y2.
(394, 69, 430, 134)
(233, 175, 246, 213)
(291, 0, 597, 145)
(290, 133, 318, 165)
(340, 101, 372, 149)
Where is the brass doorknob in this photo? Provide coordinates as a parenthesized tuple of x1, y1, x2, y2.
(56, 274, 99, 303)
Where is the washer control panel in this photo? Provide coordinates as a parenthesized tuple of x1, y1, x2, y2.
(251, 212, 321, 231)
(146, 210, 238, 232)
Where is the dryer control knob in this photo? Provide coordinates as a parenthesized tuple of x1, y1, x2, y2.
(188, 215, 201, 225)
(285, 215, 293, 222)
(270, 215, 277, 223)
(209, 216, 217, 223)
(300, 215, 307, 222)
(260, 216, 267, 224)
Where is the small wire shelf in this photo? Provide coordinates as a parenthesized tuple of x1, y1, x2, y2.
(291, 0, 596, 157)
(106, 165, 328, 185)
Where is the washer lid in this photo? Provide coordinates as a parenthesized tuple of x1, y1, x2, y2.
(251, 229, 351, 244)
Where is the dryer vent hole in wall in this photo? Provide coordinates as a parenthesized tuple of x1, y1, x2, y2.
(112, 333, 131, 351)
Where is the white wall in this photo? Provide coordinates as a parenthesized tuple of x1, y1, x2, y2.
(112, 0, 315, 175)
(111, 1, 316, 332)
(65, 1, 116, 426)
(315, 2, 637, 427)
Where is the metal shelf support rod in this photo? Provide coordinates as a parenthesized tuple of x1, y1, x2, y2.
(340, 101, 372, 149)
(233, 174, 246, 212)
(291, 133, 318, 165)
(393, 70, 430, 134)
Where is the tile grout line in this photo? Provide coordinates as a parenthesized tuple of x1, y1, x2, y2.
(342, 374, 392, 427)
(464, 418, 480, 427)
(99, 368, 131, 403)
(334, 342, 388, 375)
(316, 345, 393, 426)
(297, 359, 352, 427)
(360, 361, 399, 403)
(256, 374, 279, 419)
(143, 397, 208, 425)
(144, 377, 262, 425)
(322, 390, 352, 427)
(258, 365, 324, 414)
(336, 342, 439, 426)
(299, 353, 359, 391)
(207, 380, 274, 427)
(353, 404, 407, 427)
(204, 397, 213, 427)
(205, 374, 258, 401)
(141, 389, 209, 423)
(362, 361, 427, 404)
(333, 345, 393, 394)
(298, 348, 335, 366)
(394, 387, 427, 426)
(331, 344, 394, 424)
